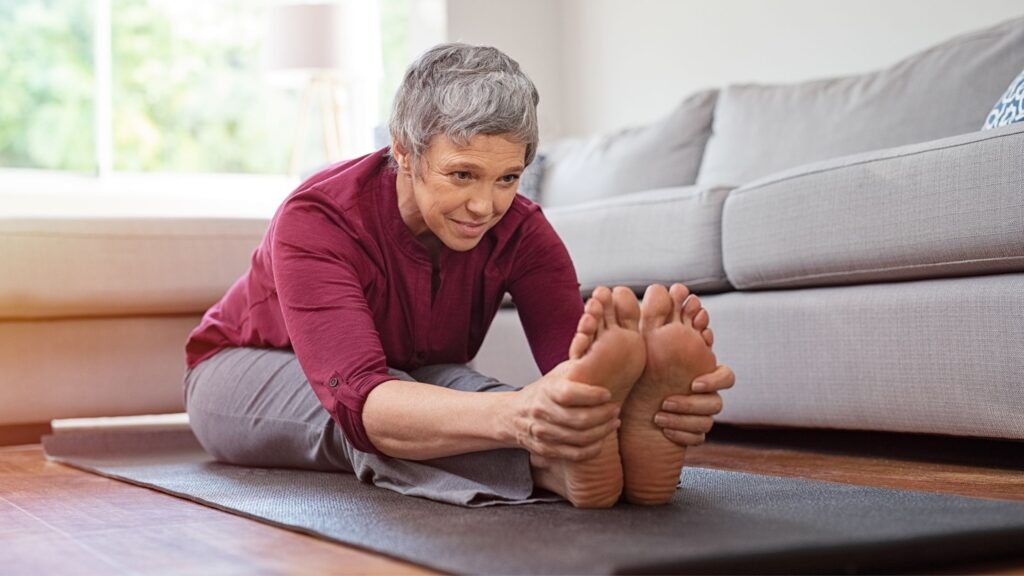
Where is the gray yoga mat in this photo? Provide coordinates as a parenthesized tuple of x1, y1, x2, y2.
(43, 429, 1024, 575)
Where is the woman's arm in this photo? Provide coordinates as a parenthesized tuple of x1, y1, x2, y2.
(273, 195, 402, 455)
(505, 209, 585, 374)
(362, 363, 621, 461)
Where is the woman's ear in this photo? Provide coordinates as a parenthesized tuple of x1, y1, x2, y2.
(391, 141, 411, 174)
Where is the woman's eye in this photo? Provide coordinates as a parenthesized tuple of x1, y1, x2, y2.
(500, 174, 521, 184)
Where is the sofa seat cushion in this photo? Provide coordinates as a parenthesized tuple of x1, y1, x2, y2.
(700, 273, 1024, 440)
(722, 123, 1024, 290)
(545, 185, 733, 294)
(698, 16, 1024, 189)
(0, 217, 268, 319)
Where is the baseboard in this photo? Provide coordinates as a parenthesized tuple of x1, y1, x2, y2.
(0, 422, 52, 447)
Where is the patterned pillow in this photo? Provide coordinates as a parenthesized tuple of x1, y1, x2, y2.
(982, 69, 1024, 129)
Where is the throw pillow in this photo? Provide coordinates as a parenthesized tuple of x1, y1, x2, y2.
(982, 68, 1024, 129)
(517, 153, 545, 202)
(537, 89, 718, 208)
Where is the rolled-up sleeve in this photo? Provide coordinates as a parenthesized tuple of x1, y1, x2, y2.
(271, 194, 393, 455)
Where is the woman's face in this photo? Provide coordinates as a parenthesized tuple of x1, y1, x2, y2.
(395, 133, 526, 253)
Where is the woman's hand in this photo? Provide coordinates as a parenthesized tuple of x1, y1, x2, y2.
(510, 362, 621, 462)
(653, 364, 735, 447)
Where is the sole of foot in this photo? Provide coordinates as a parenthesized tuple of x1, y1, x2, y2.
(619, 283, 717, 505)
(534, 286, 646, 508)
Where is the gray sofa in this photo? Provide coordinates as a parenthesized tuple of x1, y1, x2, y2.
(472, 16, 1024, 441)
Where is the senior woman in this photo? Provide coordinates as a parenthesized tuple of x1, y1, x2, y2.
(184, 43, 734, 509)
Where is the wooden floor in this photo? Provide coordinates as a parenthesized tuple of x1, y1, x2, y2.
(2, 425, 1023, 575)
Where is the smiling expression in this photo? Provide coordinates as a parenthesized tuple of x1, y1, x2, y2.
(394, 133, 527, 255)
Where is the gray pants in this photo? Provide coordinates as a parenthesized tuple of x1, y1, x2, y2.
(184, 347, 557, 507)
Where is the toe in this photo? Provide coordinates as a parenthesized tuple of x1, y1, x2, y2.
(702, 327, 714, 347)
(592, 286, 615, 328)
(681, 294, 702, 325)
(577, 302, 600, 337)
(612, 287, 641, 331)
(693, 308, 710, 331)
(569, 331, 592, 360)
(668, 283, 691, 303)
(640, 284, 673, 331)
(668, 284, 690, 322)
(585, 297, 606, 335)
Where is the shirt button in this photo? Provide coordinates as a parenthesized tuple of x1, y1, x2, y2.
(328, 377, 339, 388)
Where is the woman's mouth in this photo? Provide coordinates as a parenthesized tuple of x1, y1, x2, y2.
(451, 218, 489, 238)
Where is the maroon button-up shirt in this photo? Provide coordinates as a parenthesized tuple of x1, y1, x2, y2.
(185, 148, 584, 454)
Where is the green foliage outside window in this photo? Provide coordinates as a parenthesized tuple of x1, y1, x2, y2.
(111, 0, 293, 173)
(0, 0, 96, 172)
(0, 0, 413, 175)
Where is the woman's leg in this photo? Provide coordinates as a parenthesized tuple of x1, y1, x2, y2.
(184, 347, 376, 472)
(408, 363, 522, 393)
(184, 347, 555, 506)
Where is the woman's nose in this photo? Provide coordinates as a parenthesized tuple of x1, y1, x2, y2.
(466, 187, 493, 216)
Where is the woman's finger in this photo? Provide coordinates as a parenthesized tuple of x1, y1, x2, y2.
(690, 364, 735, 393)
(661, 393, 723, 416)
(550, 379, 613, 407)
(663, 428, 706, 447)
(531, 416, 620, 447)
(525, 431, 605, 462)
(653, 412, 715, 434)
(544, 401, 619, 431)
(557, 439, 607, 462)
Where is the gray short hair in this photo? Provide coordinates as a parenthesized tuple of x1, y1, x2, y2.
(389, 43, 540, 170)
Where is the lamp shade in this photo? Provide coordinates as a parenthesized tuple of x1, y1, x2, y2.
(264, 2, 344, 73)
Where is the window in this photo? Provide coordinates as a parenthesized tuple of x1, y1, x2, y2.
(0, 0, 444, 182)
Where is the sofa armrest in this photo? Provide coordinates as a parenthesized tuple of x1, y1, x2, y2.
(722, 122, 1024, 290)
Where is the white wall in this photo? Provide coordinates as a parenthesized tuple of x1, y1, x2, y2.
(447, 0, 1024, 139)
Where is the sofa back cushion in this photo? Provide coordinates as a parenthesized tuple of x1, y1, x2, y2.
(539, 89, 717, 208)
(698, 16, 1024, 189)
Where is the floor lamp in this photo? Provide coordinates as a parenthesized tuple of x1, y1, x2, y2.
(265, 2, 347, 177)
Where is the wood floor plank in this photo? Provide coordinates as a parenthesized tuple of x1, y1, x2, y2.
(0, 497, 56, 539)
(0, 446, 437, 576)
(1, 533, 129, 575)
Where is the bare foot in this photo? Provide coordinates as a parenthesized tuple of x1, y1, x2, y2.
(619, 283, 717, 505)
(531, 286, 646, 508)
